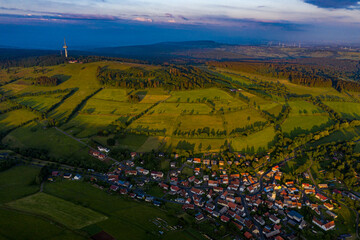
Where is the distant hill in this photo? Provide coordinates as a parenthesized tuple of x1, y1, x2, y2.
(91, 41, 225, 61)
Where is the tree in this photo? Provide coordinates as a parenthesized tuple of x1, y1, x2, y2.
(107, 138, 116, 146)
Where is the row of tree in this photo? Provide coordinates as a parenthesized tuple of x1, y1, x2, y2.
(96, 65, 232, 90)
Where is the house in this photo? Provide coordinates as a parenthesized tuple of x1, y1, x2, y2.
(287, 210, 304, 222)
(120, 188, 127, 195)
(220, 215, 230, 223)
(269, 215, 280, 224)
(125, 170, 137, 176)
(150, 171, 163, 179)
(193, 158, 201, 164)
(265, 230, 280, 238)
(203, 159, 210, 165)
(188, 176, 195, 182)
(73, 174, 82, 180)
(52, 171, 59, 177)
(315, 193, 328, 202)
(326, 210, 338, 219)
(203, 175, 209, 181)
(233, 221, 243, 231)
(109, 185, 119, 191)
(170, 162, 176, 168)
(318, 184, 328, 189)
(254, 215, 265, 225)
(159, 182, 169, 190)
(63, 173, 72, 179)
(208, 180, 218, 187)
(191, 187, 204, 195)
(130, 152, 137, 159)
(195, 213, 204, 221)
(324, 203, 334, 210)
(312, 218, 335, 231)
(98, 146, 110, 153)
(170, 185, 180, 192)
(244, 231, 253, 239)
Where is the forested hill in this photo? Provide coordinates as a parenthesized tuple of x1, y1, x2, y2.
(208, 60, 360, 92)
(96, 65, 232, 90)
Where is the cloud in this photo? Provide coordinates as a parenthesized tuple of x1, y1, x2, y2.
(303, 0, 360, 9)
(133, 17, 153, 22)
(178, 15, 189, 21)
(165, 13, 174, 18)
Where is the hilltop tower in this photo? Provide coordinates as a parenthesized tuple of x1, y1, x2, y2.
(63, 38, 68, 58)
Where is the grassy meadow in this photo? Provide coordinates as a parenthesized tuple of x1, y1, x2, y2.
(2, 60, 360, 155)
(7, 192, 108, 229)
(281, 101, 333, 137)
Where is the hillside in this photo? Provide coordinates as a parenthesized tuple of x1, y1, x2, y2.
(1, 59, 360, 163)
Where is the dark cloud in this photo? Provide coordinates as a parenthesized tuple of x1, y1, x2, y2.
(165, 13, 174, 18)
(178, 15, 189, 21)
(202, 16, 306, 32)
(304, 0, 359, 9)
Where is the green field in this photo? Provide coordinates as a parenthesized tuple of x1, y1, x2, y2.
(230, 126, 276, 153)
(128, 112, 178, 135)
(224, 108, 267, 132)
(92, 88, 128, 101)
(167, 137, 226, 152)
(2, 122, 94, 161)
(0, 165, 86, 239)
(43, 180, 202, 240)
(324, 101, 360, 120)
(152, 102, 212, 115)
(0, 101, 15, 112)
(282, 101, 333, 137)
(0, 207, 86, 240)
(0, 165, 40, 204)
(166, 88, 233, 102)
(14, 93, 66, 112)
(176, 114, 225, 132)
(310, 126, 360, 147)
(0, 109, 38, 132)
(7, 192, 108, 229)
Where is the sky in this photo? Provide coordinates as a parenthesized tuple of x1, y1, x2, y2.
(0, 0, 360, 49)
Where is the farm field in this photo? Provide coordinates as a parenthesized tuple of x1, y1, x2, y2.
(282, 115, 333, 137)
(0, 108, 38, 132)
(282, 101, 332, 137)
(2, 122, 93, 161)
(91, 88, 128, 101)
(224, 108, 267, 133)
(230, 126, 276, 153)
(128, 112, 178, 135)
(0, 101, 14, 111)
(0, 165, 84, 240)
(167, 137, 226, 152)
(7, 192, 108, 229)
(166, 88, 234, 102)
(176, 114, 225, 133)
(152, 102, 212, 115)
(0, 208, 86, 240)
(14, 93, 66, 112)
(82, 99, 153, 116)
(324, 101, 360, 120)
(0, 165, 40, 204)
(310, 126, 360, 147)
(62, 114, 124, 137)
(43, 180, 203, 240)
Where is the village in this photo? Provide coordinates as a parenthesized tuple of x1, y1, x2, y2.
(48, 147, 359, 240)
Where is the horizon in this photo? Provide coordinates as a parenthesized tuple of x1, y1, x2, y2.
(1, 0, 360, 49)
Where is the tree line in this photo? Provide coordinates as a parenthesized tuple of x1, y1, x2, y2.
(96, 65, 232, 90)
